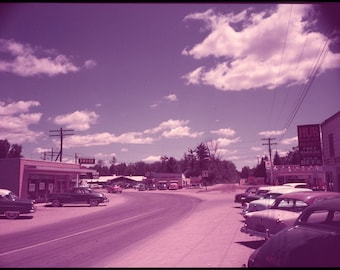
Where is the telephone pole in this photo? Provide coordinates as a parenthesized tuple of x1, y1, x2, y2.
(262, 137, 277, 185)
(49, 128, 74, 162)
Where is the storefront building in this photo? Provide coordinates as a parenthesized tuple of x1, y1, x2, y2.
(321, 110, 340, 192)
(0, 158, 96, 202)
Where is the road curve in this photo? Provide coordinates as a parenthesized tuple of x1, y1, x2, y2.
(0, 185, 264, 267)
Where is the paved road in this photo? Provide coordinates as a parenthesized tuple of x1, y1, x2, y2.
(99, 185, 265, 268)
(0, 184, 264, 267)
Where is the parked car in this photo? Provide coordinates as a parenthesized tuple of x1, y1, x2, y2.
(240, 185, 297, 209)
(136, 184, 146, 191)
(282, 182, 309, 188)
(107, 184, 123, 193)
(241, 191, 340, 240)
(248, 197, 340, 267)
(241, 187, 313, 216)
(0, 188, 37, 219)
(147, 184, 157, 190)
(234, 186, 259, 203)
(168, 183, 179, 190)
(47, 187, 109, 207)
(158, 183, 168, 190)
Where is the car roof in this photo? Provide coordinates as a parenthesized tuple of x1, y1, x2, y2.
(276, 191, 340, 203)
(302, 196, 340, 211)
(258, 185, 289, 191)
(267, 187, 311, 194)
(0, 189, 11, 196)
(283, 182, 308, 187)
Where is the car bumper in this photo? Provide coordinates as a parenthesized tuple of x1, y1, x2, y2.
(240, 225, 271, 239)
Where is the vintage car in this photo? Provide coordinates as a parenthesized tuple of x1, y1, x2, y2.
(234, 186, 259, 203)
(47, 187, 109, 207)
(241, 187, 313, 216)
(248, 196, 340, 267)
(239, 185, 303, 207)
(240, 186, 277, 206)
(0, 188, 37, 219)
(241, 191, 340, 240)
(282, 182, 309, 188)
(107, 184, 123, 193)
(168, 183, 179, 190)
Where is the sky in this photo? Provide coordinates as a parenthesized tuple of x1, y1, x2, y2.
(1, 3, 340, 171)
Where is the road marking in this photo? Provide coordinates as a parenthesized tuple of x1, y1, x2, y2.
(0, 208, 164, 256)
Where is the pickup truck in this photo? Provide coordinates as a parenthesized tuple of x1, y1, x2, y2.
(0, 188, 37, 219)
(47, 187, 109, 207)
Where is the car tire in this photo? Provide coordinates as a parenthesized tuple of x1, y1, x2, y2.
(89, 199, 99, 207)
(5, 211, 19, 220)
(51, 199, 61, 207)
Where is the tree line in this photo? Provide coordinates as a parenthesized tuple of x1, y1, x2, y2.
(0, 139, 301, 185)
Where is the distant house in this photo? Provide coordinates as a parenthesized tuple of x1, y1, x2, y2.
(107, 175, 146, 188)
(145, 172, 185, 189)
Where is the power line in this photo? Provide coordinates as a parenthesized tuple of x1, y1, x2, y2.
(278, 33, 330, 144)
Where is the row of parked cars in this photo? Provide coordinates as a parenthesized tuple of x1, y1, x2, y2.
(0, 187, 110, 219)
(0, 181, 181, 220)
(234, 183, 340, 267)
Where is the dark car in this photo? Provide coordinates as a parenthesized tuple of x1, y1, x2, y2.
(137, 184, 146, 191)
(47, 187, 109, 207)
(0, 188, 37, 219)
(248, 197, 340, 267)
(240, 185, 290, 207)
(234, 186, 259, 203)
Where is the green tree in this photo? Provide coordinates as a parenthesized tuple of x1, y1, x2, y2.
(0, 139, 22, 158)
(240, 166, 251, 179)
(273, 151, 281, 165)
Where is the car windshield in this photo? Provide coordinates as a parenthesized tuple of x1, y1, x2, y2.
(3, 192, 19, 201)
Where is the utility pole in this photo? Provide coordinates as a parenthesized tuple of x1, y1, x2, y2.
(49, 128, 74, 162)
(43, 148, 56, 161)
(262, 137, 277, 185)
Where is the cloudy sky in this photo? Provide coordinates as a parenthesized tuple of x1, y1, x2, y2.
(1, 3, 339, 171)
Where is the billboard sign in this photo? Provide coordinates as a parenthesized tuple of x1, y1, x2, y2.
(297, 124, 322, 166)
(78, 158, 95, 164)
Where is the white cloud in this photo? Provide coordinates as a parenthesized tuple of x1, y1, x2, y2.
(258, 128, 287, 137)
(0, 39, 79, 77)
(211, 137, 241, 147)
(53, 110, 99, 131)
(182, 4, 340, 91)
(211, 128, 236, 137)
(164, 94, 178, 102)
(144, 119, 203, 139)
(281, 136, 298, 145)
(143, 155, 162, 163)
(84, 59, 97, 69)
(0, 100, 43, 144)
(162, 126, 202, 139)
(0, 100, 40, 115)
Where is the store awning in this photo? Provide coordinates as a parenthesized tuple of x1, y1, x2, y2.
(25, 165, 96, 174)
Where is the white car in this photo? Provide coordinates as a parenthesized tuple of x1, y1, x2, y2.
(282, 182, 309, 188)
(242, 187, 312, 216)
